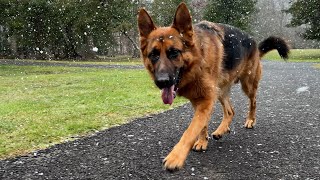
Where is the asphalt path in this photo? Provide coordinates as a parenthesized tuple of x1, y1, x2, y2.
(0, 61, 319, 179)
(0, 59, 143, 69)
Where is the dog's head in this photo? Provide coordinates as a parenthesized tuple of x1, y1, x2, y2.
(138, 3, 194, 105)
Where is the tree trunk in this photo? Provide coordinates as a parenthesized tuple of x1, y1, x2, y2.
(121, 30, 140, 58)
(78, 35, 98, 60)
(62, 25, 82, 59)
(8, 35, 17, 57)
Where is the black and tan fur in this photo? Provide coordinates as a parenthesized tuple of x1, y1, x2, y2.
(137, 3, 289, 170)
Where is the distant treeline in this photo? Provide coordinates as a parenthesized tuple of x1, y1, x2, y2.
(0, 0, 318, 60)
(0, 0, 140, 59)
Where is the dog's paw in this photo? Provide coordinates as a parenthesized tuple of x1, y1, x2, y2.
(192, 139, 208, 151)
(244, 119, 256, 129)
(211, 127, 230, 140)
(163, 147, 187, 171)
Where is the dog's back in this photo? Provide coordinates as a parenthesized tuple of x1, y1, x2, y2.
(195, 22, 289, 72)
(217, 23, 257, 70)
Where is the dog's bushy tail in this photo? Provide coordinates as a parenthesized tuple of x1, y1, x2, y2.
(258, 36, 290, 60)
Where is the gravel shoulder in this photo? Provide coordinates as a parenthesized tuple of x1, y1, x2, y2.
(0, 61, 319, 179)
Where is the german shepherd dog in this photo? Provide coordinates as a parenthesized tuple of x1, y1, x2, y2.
(138, 3, 289, 170)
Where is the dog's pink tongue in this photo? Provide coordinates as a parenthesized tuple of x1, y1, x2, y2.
(161, 85, 175, 105)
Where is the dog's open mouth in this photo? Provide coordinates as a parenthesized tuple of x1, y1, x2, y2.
(161, 85, 176, 105)
(159, 68, 182, 105)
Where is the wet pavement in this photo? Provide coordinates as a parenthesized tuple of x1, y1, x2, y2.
(0, 59, 144, 69)
(0, 61, 319, 179)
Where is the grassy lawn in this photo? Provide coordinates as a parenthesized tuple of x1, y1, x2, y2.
(263, 49, 320, 62)
(0, 65, 186, 159)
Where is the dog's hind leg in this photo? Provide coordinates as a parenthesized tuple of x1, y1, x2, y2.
(240, 63, 262, 128)
(212, 87, 234, 139)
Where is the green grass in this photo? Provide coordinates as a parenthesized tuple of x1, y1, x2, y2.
(263, 49, 320, 62)
(0, 65, 186, 159)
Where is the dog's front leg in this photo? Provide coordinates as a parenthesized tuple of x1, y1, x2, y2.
(163, 98, 214, 170)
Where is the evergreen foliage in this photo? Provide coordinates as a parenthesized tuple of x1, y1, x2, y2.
(286, 0, 320, 41)
(203, 0, 257, 32)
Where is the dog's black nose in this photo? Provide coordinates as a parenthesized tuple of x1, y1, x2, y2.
(155, 73, 173, 89)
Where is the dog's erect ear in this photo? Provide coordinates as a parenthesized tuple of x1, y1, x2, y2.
(138, 8, 156, 38)
(172, 3, 193, 45)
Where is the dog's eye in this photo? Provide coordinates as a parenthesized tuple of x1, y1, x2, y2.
(148, 49, 160, 64)
(167, 48, 181, 60)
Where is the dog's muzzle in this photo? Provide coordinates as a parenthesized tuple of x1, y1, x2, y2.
(154, 68, 183, 105)
(154, 72, 174, 89)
